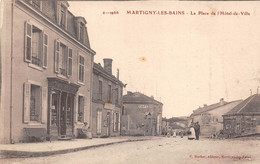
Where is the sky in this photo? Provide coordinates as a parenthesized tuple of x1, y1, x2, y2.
(68, 1, 260, 117)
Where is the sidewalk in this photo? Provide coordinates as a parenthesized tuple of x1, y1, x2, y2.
(0, 136, 154, 159)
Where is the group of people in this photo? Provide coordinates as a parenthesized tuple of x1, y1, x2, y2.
(188, 122, 200, 140)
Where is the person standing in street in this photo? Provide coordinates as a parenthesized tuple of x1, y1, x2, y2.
(194, 122, 200, 140)
(188, 123, 196, 140)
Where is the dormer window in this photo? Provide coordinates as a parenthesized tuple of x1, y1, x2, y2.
(60, 5, 66, 29)
(79, 23, 84, 42)
(30, 1, 41, 10)
(56, 1, 69, 30)
(75, 17, 87, 44)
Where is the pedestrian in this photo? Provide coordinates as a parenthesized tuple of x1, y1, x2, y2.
(194, 122, 200, 140)
(188, 123, 196, 140)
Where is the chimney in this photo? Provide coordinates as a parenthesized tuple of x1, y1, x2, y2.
(151, 96, 154, 99)
(220, 98, 224, 105)
(117, 69, 119, 80)
(204, 104, 207, 107)
(103, 58, 113, 74)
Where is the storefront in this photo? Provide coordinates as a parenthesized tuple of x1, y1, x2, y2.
(47, 78, 80, 140)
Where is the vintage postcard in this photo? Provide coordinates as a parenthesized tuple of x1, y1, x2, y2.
(0, 0, 260, 163)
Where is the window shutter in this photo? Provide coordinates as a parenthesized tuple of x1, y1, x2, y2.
(64, 46, 68, 75)
(68, 48, 72, 76)
(54, 40, 60, 73)
(24, 21, 32, 63)
(23, 82, 31, 123)
(43, 33, 48, 68)
(41, 87, 47, 123)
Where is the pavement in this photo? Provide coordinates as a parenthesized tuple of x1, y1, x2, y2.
(0, 136, 153, 159)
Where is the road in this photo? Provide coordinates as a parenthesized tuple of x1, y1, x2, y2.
(1, 136, 259, 164)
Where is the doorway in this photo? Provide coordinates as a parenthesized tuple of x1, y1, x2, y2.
(106, 112, 111, 137)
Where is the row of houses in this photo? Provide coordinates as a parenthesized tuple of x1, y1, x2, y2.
(187, 95, 260, 138)
(0, 0, 163, 144)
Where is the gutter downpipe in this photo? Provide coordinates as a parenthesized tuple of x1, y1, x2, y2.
(10, 0, 14, 144)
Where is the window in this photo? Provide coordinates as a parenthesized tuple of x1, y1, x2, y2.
(43, 34, 48, 68)
(78, 55, 85, 82)
(108, 85, 111, 102)
(31, 1, 41, 10)
(78, 96, 84, 123)
(24, 21, 48, 68)
(60, 5, 66, 28)
(115, 88, 119, 104)
(23, 82, 47, 123)
(60, 43, 67, 76)
(113, 112, 120, 132)
(31, 26, 41, 66)
(122, 106, 126, 115)
(79, 23, 84, 42)
(30, 85, 41, 121)
(97, 110, 102, 134)
(98, 81, 102, 100)
(54, 40, 72, 77)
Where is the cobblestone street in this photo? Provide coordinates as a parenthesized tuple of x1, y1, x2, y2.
(1, 136, 259, 164)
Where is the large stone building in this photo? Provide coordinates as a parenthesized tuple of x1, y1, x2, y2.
(0, 0, 95, 143)
(223, 94, 260, 138)
(122, 92, 163, 136)
(91, 59, 124, 137)
(188, 98, 242, 137)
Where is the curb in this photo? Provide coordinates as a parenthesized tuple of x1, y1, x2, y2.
(0, 138, 149, 159)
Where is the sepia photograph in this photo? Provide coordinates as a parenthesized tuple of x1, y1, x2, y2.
(0, 0, 260, 163)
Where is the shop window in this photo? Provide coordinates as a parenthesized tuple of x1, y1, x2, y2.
(78, 96, 84, 123)
(97, 110, 102, 134)
(25, 21, 48, 68)
(78, 55, 85, 83)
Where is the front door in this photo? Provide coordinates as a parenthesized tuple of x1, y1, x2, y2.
(60, 93, 67, 136)
(49, 91, 74, 139)
(106, 112, 111, 136)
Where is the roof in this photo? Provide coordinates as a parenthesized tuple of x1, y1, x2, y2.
(123, 92, 163, 105)
(191, 99, 242, 116)
(224, 94, 260, 116)
(93, 63, 124, 86)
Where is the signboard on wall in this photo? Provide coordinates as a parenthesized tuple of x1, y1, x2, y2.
(104, 103, 115, 110)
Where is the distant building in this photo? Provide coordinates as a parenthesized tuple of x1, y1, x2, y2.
(122, 92, 163, 136)
(0, 0, 95, 143)
(223, 94, 260, 138)
(188, 98, 242, 137)
(91, 59, 124, 137)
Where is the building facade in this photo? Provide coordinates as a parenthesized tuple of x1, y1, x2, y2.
(0, 0, 95, 143)
(223, 94, 260, 138)
(188, 98, 242, 137)
(122, 92, 163, 136)
(91, 60, 124, 137)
